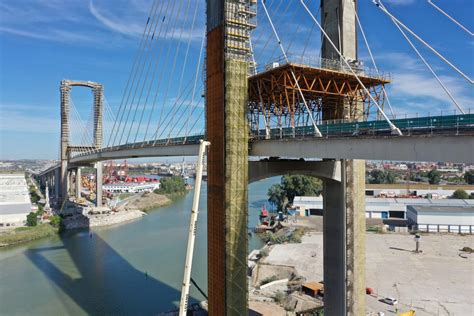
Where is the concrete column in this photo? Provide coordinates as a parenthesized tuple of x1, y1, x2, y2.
(323, 160, 366, 315)
(321, 0, 357, 60)
(60, 81, 71, 204)
(54, 168, 60, 200)
(95, 162, 103, 207)
(93, 85, 103, 149)
(75, 168, 82, 200)
(323, 163, 347, 316)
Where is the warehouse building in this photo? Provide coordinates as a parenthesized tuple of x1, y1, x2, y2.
(0, 174, 33, 228)
(407, 205, 474, 233)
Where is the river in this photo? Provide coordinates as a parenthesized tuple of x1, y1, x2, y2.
(0, 177, 279, 315)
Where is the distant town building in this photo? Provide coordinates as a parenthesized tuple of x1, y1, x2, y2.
(0, 174, 33, 228)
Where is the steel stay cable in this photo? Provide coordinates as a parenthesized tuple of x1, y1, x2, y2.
(148, 0, 192, 143)
(152, 78, 196, 143)
(130, 0, 191, 144)
(108, 0, 161, 147)
(261, 0, 323, 137)
(153, 0, 189, 140)
(119, 0, 175, 145)
(349, 0, 395, 118)
(143, 0, 186, 141)
(389, 12, 465, 114)
(301, 0, 402, 135)
(427, 0, 473, 36)
(374, 0, 473, 84)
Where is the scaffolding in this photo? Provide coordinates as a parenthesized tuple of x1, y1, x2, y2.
(247, 57, 390, 136)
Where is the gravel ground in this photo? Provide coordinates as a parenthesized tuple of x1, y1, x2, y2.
(258, 231, 474, 315)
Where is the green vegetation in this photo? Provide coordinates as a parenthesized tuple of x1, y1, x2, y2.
(49, 215, 62, 228)
(26, 212, 38, 226)
(154, 176, 186, 195)
(368, 169, 396, 184)
(451, 189, 469, 199)
(427, 168, 441, 184)
(0, 224, 58, 247)
(261, 228, 304, 244)
(28, 185, 41, 204)
(267, 175, 322, 211)
(464, 170, 474, 185)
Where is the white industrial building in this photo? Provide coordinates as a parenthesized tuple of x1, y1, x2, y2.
(293, 196, 474, 233)
(407, 205, 474, 233)
(103, 182, 160, 193)
(0, 174, 33, 228)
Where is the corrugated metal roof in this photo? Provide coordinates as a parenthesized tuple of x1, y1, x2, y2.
(408, 205, 474, 213)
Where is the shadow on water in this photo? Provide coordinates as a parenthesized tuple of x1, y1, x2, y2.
(24, 216, 199, 315)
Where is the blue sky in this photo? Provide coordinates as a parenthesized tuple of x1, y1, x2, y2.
(0, 0, 473, 160)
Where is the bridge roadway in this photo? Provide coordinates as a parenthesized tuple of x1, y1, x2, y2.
(63, 133, 474, 166)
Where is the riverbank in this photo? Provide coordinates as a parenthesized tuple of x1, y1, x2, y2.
(62, 210, 146, 229)
(0, 224, 58, 247)
(124, 192, 173, 212)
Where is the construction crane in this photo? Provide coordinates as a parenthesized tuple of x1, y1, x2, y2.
(179, 140, 210, 316)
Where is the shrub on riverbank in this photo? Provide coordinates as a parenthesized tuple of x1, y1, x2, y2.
(155, 176, 186, 195)
(0, 224, 58, 247)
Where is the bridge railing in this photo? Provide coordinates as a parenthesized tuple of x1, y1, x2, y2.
(250, 109, 474, 140)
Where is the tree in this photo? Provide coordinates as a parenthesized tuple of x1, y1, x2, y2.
(155, 176, 186, 194)
(26, 212, 38, 227)
(49, 215, 62, 228)
(267, 175, 322, 211)
(464, 170, 474, 185)
(369, 169, 385, 184)
(385, 170, 396, 184)
(427, 169, 441, 185)
(451, 189, 469, 199)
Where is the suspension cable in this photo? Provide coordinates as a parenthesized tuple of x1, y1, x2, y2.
(261, 0, 323, 137)
(301, 0, 402, 135)
(374, 0, 473, 84)
(427, 0, 473, 36)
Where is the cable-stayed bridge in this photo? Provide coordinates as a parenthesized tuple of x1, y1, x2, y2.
(36, 0, 473, 314)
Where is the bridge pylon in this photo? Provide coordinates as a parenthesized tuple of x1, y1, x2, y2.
(59, 80, 104, 207)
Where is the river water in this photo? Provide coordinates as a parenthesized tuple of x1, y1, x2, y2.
(0, 177, 279, 315)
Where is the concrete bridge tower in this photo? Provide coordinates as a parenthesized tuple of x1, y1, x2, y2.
(321, 1, 366, 315)
(59, 80, 104, 206)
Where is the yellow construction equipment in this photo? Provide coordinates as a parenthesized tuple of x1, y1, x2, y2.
(398, 310, 415, 316)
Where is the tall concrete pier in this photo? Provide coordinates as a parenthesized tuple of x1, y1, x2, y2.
(321, 1, 366, 314)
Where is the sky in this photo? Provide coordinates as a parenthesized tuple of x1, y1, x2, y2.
(0, 0, 473, 160)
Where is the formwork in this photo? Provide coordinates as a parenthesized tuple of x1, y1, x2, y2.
(247, 61, 390, 132)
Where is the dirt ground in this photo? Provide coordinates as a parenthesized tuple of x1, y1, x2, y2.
(256, 231, 474, 315)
